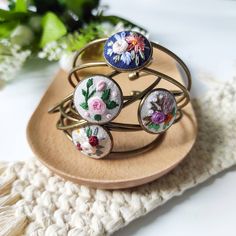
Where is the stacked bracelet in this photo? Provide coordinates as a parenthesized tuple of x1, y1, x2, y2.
(49, 31, 191, 159)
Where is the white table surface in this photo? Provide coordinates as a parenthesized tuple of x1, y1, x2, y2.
(0, 0, 236, 235)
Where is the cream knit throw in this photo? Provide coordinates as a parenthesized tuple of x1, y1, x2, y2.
(0, 78, 236, 236)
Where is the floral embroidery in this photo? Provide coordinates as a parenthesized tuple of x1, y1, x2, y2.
(80, 78, 119, 121)
(96, 80, 106, 91)
(72, 125, 112, 158)
(74, 75, 122, 123)
(106, 31, 150, 66)
(141, 90, 177, 133)
(88, 97, 106, 115)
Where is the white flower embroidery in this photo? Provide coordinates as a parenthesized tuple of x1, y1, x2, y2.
(112, 39, 128, 54)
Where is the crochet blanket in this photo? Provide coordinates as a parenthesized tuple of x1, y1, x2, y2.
(0, 78, 235, 236)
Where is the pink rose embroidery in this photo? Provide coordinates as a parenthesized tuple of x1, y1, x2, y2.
(96, 81, 106, 91)
(88, 97, 106, 114)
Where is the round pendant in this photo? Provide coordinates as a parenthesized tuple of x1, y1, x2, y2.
(138, 89, 177, 134)
(104, 31, 153, 71)
(72, 125, 113, 159)
(73, 75, 123, 124)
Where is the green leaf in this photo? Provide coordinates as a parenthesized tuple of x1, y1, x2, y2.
(139, 49, 145, 60)
(15, 0, 27, 12)
(94, 114, 101, 121)
(135, 54, 139, 66)
(171, 107, 176, 115)
(88, 89, 96, 99)
(130, 50, 135, 60)
(0, 9, 28, 22)
(101, 89, 110, 102)
(86, 78, 93, 88)
(80, 102, 88, 110)
(106, 100, 119, 109)
(148, 123, 160, 130)
(0, 21, 17, 37)
(40, 12, 67, 48)
(82, 89, 87, 97)
(86, 127, 92, 137)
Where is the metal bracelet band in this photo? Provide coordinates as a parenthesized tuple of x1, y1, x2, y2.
(72, 38, 192, 91)
(50, 76, 184, 131)
(49, 30, 191, 159)
(67, 62, 190, 109)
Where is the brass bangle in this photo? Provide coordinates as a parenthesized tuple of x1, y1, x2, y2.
(49, 30, 191, 159)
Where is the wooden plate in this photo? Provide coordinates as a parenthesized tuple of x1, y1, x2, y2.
(27, 49, 197, 189)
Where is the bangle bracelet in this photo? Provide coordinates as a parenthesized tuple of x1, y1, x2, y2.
(49, 30, 191, 159)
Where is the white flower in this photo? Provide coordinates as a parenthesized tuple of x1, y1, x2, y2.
(38, 41, 67, 61)
(0, 0, 9, 10)
(73, 129, 88, 144)
(0, 39, 31, 82)
(112, 39, 128, 55)
(72, 129, 97, 155)
(10, 25, 34, 47)
(59, 52, 75, 72)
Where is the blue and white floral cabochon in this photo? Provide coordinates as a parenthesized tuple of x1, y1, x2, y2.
(104, 31, 153, 71)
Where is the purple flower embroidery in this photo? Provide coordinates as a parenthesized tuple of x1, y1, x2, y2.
(151, 112, 166, 124)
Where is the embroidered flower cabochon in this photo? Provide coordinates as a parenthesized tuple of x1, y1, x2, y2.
(73, 75, 123, 124)
(104, 31, 152, 71)
(72, 125, 113, 159)
(139, 89, 177, 134)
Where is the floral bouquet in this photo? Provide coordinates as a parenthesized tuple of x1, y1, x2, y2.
(0, 0, 147, 87)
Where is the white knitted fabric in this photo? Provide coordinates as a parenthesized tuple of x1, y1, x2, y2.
(0, 78, 236, 236)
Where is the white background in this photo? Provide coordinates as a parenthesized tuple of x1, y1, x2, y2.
(0, 0, 236, 235)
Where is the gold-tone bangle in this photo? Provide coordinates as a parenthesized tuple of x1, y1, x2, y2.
(72, 36, 191, 91)
(49, 30, 191, 159)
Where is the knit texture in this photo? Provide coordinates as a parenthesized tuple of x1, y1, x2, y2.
(0, 78, 236, 236)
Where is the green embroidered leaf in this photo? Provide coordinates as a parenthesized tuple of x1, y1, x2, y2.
(82, 89, 87, 97)
(171, 107, 176, 115)
(130, 50, 135, 60)
(107, 100, 119, 109)
(96, 145, 104, 149)
(101, 89, 110, 101)
(80, 102, 88, 110)
(88, 89, 96, 99)
(139, 49, 145, 60)
(86, 127, 92, 137)
(148, 123, 160, 130)
(135, 54, 139, 66)
(87, 78, 93, 88)
(94, 114, 101, 121)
